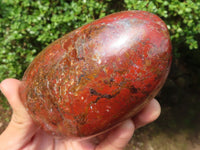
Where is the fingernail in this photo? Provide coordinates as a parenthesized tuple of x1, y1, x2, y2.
(0, 80, 8, 100)
(0, 82, 8, 107)
(0, 79, 9, 96)
(0, 83, 3, 94)
(0, 82, 4, 95)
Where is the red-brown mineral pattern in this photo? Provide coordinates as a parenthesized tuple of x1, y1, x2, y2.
(20, 11, 172, 137)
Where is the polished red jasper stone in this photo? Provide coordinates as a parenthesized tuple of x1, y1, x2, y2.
(20, 10, 172, 137)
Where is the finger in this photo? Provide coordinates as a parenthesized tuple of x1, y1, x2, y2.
(133, 98, 161, 129)
(0, 78, 38, 149)
(96, 119, 135, 150)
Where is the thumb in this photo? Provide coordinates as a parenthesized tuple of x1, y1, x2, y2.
(0, 78, 38, 149)
(0, 78, 31, 123)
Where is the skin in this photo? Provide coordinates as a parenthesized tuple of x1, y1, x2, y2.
(0, 78, 161, 150)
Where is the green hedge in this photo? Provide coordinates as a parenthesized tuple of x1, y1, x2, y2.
(125, 0, 200, 56)
(0, 0, 200, 82)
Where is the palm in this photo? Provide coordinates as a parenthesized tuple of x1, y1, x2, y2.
(22, 126, 108, 150)
(23, 129, 97, 150)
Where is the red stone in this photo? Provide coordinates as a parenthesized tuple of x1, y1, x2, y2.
(19, 11, 172, 137)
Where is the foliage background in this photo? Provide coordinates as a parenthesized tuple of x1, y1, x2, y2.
(0, 0, 200, 149)
(0, 0, 199, 82)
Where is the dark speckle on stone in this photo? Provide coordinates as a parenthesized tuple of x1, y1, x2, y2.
(129, 85, 138, 93)
(89, 88, 100, 96)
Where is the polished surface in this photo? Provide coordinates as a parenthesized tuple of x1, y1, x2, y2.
(20, 11, 172, 137)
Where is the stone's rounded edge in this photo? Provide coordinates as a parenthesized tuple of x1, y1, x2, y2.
(20, 10, 172, 138)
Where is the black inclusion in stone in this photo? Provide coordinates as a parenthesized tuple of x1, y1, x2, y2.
(129, 85, 138, 93)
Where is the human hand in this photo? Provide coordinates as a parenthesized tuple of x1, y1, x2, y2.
(0, 78, 161, 150)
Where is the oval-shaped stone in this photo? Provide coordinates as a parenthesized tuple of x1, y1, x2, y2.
(20, 10, 172, 137)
